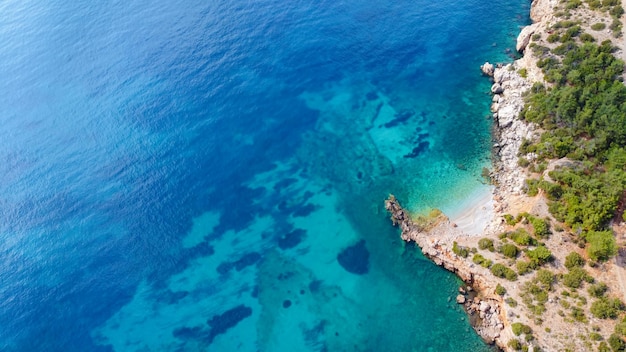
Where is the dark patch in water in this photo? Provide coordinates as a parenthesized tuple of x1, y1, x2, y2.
(282, 300, 292, 308)
(277, 228, 306, 250)
(207, 304, 253, 343)
(172, 326, 204, 340)
(162, 290, 189, 305)
(273, 177, 298, 191)
(337, 240, 369, 275)
(217, 252, 262, 275)
(302, 191, 314, 202)
(404, 141, 430, 158)
(366, 91, 378, 101)
(309, 280, 322, 293)
(292, 203, 317, 217)
(302, 320, 327, 349)
(251, 285, 259, 298)
(384, 109, 414, 128)
(216, 261, 232, 275)
(233, 252, 262, 271)
(370, 102, 384, 125)
(278, 271, 295, 281)
(277, 200, 289, 212)
(186, 242, 215, 259)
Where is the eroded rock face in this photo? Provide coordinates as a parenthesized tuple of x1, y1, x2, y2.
(516, 23, 538, 53)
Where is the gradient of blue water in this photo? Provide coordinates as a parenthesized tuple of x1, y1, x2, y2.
(0, 0, 528, 350)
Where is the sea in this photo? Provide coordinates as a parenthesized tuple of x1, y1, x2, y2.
(0, 0, 529, 351)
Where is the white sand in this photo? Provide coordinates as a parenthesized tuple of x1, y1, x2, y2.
(445, 187, 494, 236)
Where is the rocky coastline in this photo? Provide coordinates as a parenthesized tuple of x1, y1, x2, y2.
(385, 196, 507, 345)
(386, 0, 626, 350)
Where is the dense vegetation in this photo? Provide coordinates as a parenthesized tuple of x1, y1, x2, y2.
(519, 39, 626, 261)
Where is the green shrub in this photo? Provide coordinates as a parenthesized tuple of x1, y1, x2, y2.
(610, 18, 622, 36)
(564, 252, 585, 269)
(553, 20, 577, 29)
(518, 68, 528, 78)
(566, 0, 582, 8)
(527, 246, 553, 265)
(571, 306, 587, 322)
(512, 322, 532, 336)
(506, 297, 518, 307)
(452, 241, 469, 258)
(588, 282, 609, 297)
(614, 321, 626, 336)
(563, 267, 592, 289)
(472, 253, 493, 268)
(598, 341, 611, 352)
(590, 332, 604, 341)
(508, 339, 522, 351)
(478, 238, 495, 251)
(525, 178, 540, 196)
(591, 297, 624, 319)
(503, 214, 518, 226)
(547, 33, 560, 43)
(502, 243, 520, 258)
(591, 22, 607, 30)
(496, 283, 507, 296)
(609, 334, 626, 351)
(529, 216, 551, 238)
(517, 260, 533, 275)
(610, 5, 624, 17)
(580, 33, 595, 42)
(587, 230, 618, 261)
(509, 228, 536, 246)
(491, 263, 518, 281)
(536, 269, 556, 290)
(588, 0, 602, 9)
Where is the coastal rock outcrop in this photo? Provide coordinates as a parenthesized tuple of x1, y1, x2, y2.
(385, 196, 505, 346)
(516, 23, 538, 53)
(490, 64, 538, 198)
(480, 62, 495, 77)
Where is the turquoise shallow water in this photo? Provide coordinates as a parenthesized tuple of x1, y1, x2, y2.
(0, 0, 528, 350)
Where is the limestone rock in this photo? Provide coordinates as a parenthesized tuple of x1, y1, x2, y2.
(481, 62, 494, 76)
(456, 294, 466, 304)
(491, 83, 504, 94)
(516, 23, 538, 53)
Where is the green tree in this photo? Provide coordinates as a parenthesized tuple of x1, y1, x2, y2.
(587, 230, 618, 261)
(591, 297, 624, 319)
(502, 243, 520, 258)
(527, 246, 553, 265)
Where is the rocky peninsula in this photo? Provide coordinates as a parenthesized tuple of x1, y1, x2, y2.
(387, 0, 626, 350)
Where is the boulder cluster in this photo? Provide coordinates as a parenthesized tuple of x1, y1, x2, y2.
(456, 288, 505, 344)
(487, 63, 539, 202)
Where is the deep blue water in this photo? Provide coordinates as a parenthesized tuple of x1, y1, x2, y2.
(0, 0, 528, 351)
